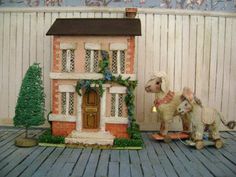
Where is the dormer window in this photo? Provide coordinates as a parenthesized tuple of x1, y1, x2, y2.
(85, 43, 101, 72)
(60, 43, 77, 72)
(110, 43, 127, 74)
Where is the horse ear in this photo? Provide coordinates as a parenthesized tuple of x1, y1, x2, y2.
(182, 87, 194, 102)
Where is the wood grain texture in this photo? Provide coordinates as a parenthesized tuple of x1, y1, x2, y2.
(0, 129, 235, 177)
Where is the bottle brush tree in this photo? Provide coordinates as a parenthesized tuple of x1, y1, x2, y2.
(14, 63, 45, 139)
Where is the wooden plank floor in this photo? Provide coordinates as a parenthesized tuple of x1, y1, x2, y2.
(0, 127, 235, 177)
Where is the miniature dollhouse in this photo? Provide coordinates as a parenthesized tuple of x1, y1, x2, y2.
(46, 10, 141, 145)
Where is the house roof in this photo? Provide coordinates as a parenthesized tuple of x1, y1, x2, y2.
(46, 18, 141, 36)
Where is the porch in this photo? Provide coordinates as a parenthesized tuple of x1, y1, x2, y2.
(0, 127, 235, 177)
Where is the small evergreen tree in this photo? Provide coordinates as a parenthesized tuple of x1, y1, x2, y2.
(14, 63, 45, 138)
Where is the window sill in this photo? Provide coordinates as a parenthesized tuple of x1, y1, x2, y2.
(49, 114, 76, 122)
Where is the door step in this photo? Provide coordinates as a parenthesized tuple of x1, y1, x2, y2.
(65, 130, 115, 145)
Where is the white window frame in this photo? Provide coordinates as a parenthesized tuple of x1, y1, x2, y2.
(60, 43, 77, 72)
(59, 85, 75, 116)
(110, 86, 126, 118)
(85, 43, 101, 72)
(110, 43, 127, 74)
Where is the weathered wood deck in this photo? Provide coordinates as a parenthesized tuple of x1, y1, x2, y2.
(0, 127, 235, 177)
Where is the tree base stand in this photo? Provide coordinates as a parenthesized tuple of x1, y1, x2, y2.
(15, 138, 38, 147)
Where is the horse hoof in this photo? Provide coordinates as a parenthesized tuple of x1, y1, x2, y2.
(195, 140, 204, 150)
(215, 139, 223, 149)
(164, 135, 172, 143)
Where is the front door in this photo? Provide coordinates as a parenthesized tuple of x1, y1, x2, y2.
(82, 90, 100, 129)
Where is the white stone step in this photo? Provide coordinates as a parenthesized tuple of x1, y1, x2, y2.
(65, 130, 115, 145)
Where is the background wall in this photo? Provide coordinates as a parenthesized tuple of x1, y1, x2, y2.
(0, 8, 235, 130)
(0, 0, 236, 12)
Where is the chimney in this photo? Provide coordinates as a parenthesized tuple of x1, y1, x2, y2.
(125, 8, 137, 18)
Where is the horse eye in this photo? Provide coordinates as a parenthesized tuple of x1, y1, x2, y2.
(185, 103, 188, 107)
(156, 82, 160, 85)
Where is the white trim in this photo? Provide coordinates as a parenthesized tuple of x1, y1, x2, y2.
(90, 50, 94, 72)
(66, 49, 72, 72)
(58, 85, 75, 92)
(50, 72, 103, 80)
(50, 72, 136, 80)
(77, 94, 82, 131)
(109, 86, 127, 94)
(60, 43, 77, 50)
(105, 117, 129, 124)
(115, 94, 119, 117)
(1, 7, 236, 17)
(110, 43, 128, 50)
(100, 86, 107, 131)
(85, 43, 101, 50)
(117, 51, 121, 74)
(65, 92, 70, 116)
(113, 74, 136, 80)
(49, 114, 76, 122)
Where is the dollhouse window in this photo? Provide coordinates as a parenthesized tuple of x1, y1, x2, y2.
(110, 86, 126, 118)
(61, 49, 75, 72)
(85, 43, 101, 72)
(59, 85, 75, 116)
(110, 43, 127, 74)
(60, 43, 77, 73)
(111, 94, 124, 117)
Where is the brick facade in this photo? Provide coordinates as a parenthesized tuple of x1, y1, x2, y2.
(51, 36, 135, 139)
(126, 36, 135, 74)
(52, 80, 59, 114)
(105, 123, 129, 138)
(52, 121, 76, 136)
(53, 36, 61, 72)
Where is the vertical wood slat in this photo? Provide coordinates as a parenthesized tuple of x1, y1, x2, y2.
(9, 13, 17, 118)
(15, 13, 23, 114)
(222, 18, 233, 119)
(136, 13, 146, 123)
(144, 13, 154, 123)
(228, 18, 236, 122)
(44, 13, 52, 116)
(1, 13, 10, 118)
(0, 10, 235, 131)
(167, 15, 175, 90)
(30, 12, 37, 65)
(209, 17, 218, 107)
(174, 15, 182, 91)
(160, 15, 168, 72)
(202, 17, 212, 105)
(181, 15, 189, 89)
(0, 13, 4, 117)
(188, 16, 197, 91)
(215, 17, 225, 111)
(22, 13, 30, 76)
(195, 16, 204, 99)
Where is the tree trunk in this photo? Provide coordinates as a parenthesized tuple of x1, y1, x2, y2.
(25, 127, 28, 138)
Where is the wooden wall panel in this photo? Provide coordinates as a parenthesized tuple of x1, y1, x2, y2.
(0, 8, 235, 131)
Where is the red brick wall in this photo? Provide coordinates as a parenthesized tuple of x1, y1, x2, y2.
(126, 36, 135, 74)
(105, 123, 129, 138)
(52, 80, 59, 114)
(52, 121, 76, 136)
(53, 36, 61, 72)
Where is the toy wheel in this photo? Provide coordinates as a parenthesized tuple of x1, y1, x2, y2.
(195, 140, 204, 150)
(215, 139, 223, 149)
(164, 135, 172, 143)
